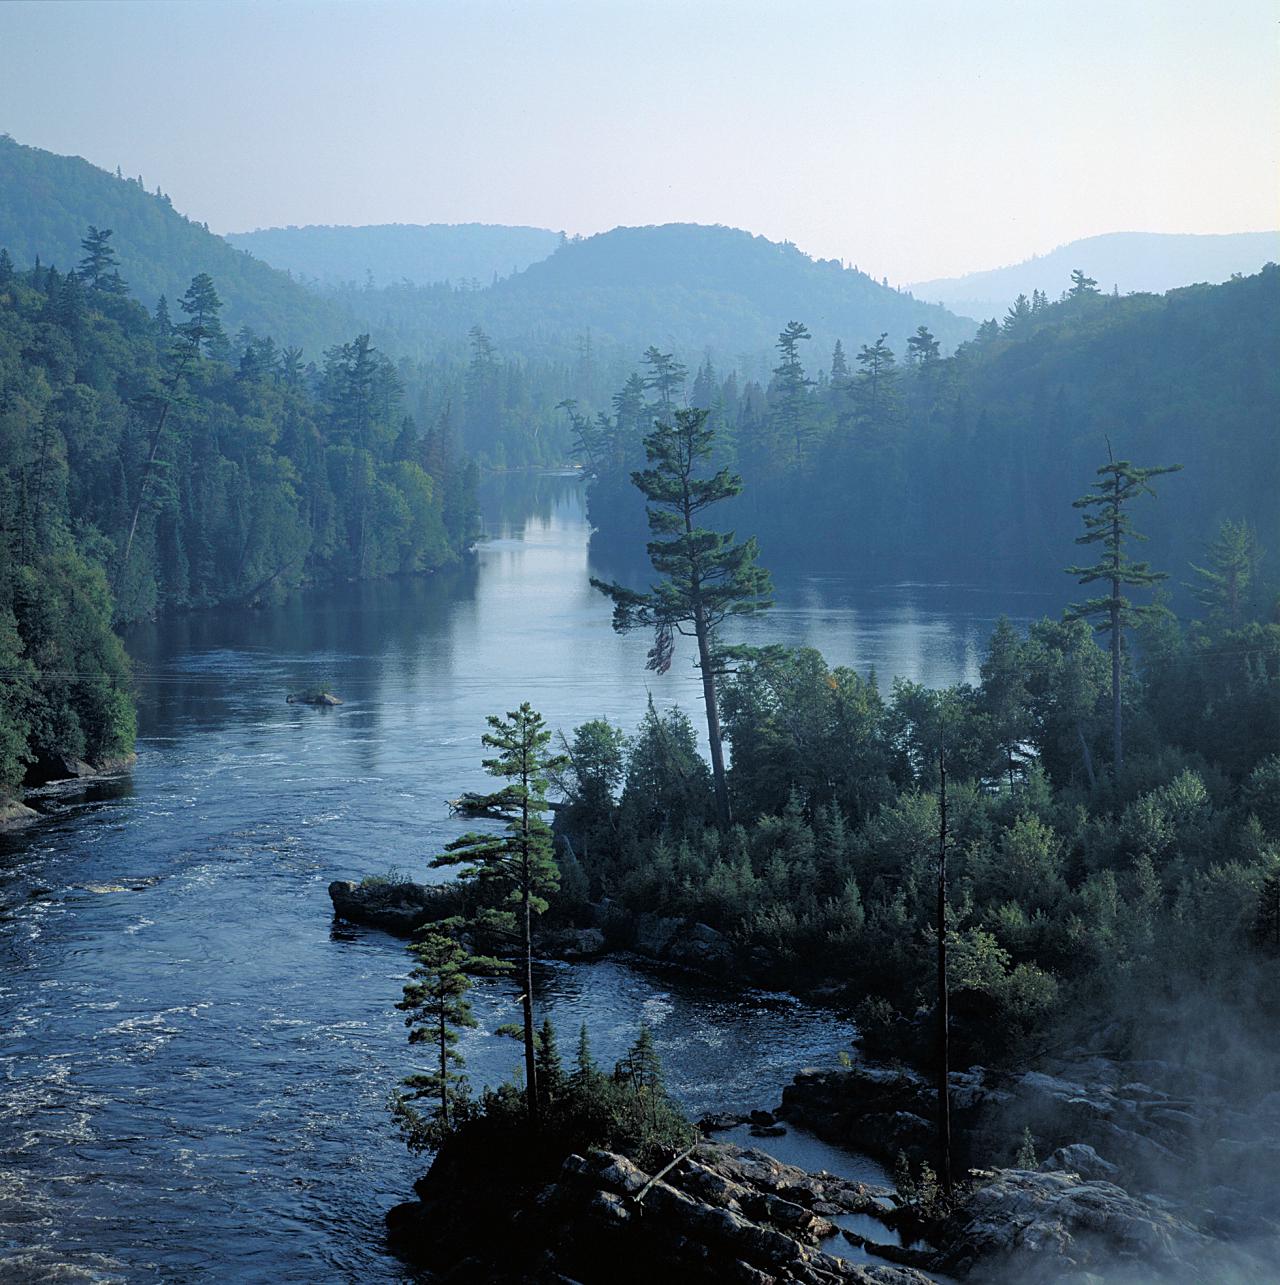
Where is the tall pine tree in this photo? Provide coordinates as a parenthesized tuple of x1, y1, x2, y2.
(591, 407, 772, 825)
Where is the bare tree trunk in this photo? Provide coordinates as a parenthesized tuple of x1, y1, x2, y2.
(694, 604, 731, 828)
(520, 786, 540, 1126)
(1110, 587, 1122, 772)
(438, 1005, 450, 1131)
(937, 748, 952, 1193)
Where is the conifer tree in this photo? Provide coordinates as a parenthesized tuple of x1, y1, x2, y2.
(535, 1017, 565, 1106)
(77, 226, 127, 294)
(177, 272, 225, 358)
(641, 346, 687, 415)
(1068, 268, 1100, 298)
(592, 408, 773, 825)
(395, 927, 507, 1142)
(1066, 449, 1181, 770)
(1188, 518, 1262, 629)
(432, 703, 567, 1125)
(770, 320, 814, 466)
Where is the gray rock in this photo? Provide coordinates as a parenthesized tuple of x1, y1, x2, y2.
(937, 1167, 1212, 1282)
(1041, 1143, 1120, 1182)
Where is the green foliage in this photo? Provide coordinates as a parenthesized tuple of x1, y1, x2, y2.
(0, 241, 477, 794)
(1015, 1127, 1039, 1169)
(392, 927, 510, 1150)
(554, 596, 1279, 1065)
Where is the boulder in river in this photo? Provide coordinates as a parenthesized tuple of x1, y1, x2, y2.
(286, 688, 342, 706)
(328, 878, 465, 936)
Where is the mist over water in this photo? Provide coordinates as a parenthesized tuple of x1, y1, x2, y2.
(0, 475, 1051, 1280)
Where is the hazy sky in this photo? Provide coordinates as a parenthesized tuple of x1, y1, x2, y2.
(2, 0, 1276, 282)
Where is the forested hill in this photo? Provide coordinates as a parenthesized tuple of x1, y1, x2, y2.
(910, 230, 1280, 322)
(334, 223, 976, 367)
(227, 222, 562, 288)
(585, 265, 1280, 596)
(0, 135, 353, 352)
(0, 245, 477, 800)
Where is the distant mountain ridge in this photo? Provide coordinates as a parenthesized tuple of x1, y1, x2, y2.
(0, 134, 353, 353)
(910, 231, 1280, 321)
(340, 222, 976, 368)
(226, 222, 563, 287)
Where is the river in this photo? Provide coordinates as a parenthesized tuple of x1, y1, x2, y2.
(0, 473, 1053, 1281)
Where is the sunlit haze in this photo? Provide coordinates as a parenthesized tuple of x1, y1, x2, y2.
(2, 0, 1275, 282)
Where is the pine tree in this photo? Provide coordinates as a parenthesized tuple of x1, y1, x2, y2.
(572, 1022, 599, 1087)
(78, 226, 127, 294)
(1188, 518, 1262, 629)
(641, 346, 687, 416)
(770, 320, 814, 466)
(177, 272, 225, 358)
(1068, 268, 1100, 298)
(535, 1017, 565, 1106)
(1066, 448, 1181, 770)
(431, 703, 567, 1125)
(829, 338, 849, 386)
(395, 928, 507, 1143)
(905, 325, 941, 367)
(591, 408, 773, 825)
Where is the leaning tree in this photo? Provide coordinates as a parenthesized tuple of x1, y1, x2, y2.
(591, 407, 772, 826)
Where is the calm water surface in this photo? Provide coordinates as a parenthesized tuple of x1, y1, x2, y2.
(0, 475, 1051, 1281)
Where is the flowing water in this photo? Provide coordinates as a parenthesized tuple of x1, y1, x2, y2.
(0, 474, 1052, 1281)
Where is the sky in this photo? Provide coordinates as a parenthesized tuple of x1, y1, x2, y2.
(1, 0, 1276, 284)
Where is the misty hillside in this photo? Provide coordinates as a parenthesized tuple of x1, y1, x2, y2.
(910, 230, 1280, 321)
(0, 134, 353, 352)
(344, 222, 975, 368)
(227, 222, 562, 287)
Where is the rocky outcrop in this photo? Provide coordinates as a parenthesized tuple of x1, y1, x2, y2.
(0, 799, 39, 829)
(388, 1141, 934, 1283)
(329, 876, 736, 976)
(327, 878, 465, 935)
(935, 1167, 1214, 1282)
(780, 1053, 1280, 1244)
(25, 750, 137, 788)
(617, 910, 736, 976)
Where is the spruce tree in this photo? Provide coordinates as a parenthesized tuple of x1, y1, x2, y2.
(1188, 518, 1262, 629)
(395, 928, 507, 1142)
(78, 226, 127, 294)
(1066, 449, 1181, 770)
(770, 320, 814, 466)
(432, 703, 567, 1125)
(592, 407, 772, 825)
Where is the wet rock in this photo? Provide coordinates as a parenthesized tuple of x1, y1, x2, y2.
(699, 1112, 747, 1133)
(390, 1140, 921, 1283)
(538, 926, 608, 960)
(936, 1167, 1213, 1282)
(1040, 1143, 1120, 1182)
(327, 878, 463, 936)
(287, 689, 342, 705)
(0, 799, 39, 829)
(750, 1123, 787, 1138)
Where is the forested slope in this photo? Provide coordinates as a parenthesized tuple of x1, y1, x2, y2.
(335, 222, 975, 366)
(0, 242, 477, 798)
(584, 265, 1280, 594)
(0, 135, 353, 352)
(228, 222, 561, 288)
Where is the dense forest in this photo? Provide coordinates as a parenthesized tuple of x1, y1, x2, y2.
(0, 230, 477, 799)
(0, 134, 354, 353)
(227, 222, 562, 288)
(582, 265, 1280, 593)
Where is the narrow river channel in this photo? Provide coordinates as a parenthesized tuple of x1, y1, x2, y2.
(0, 473, 1052, 1281)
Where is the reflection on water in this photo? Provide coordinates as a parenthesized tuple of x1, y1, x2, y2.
(0, 474, 1049, 1280)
